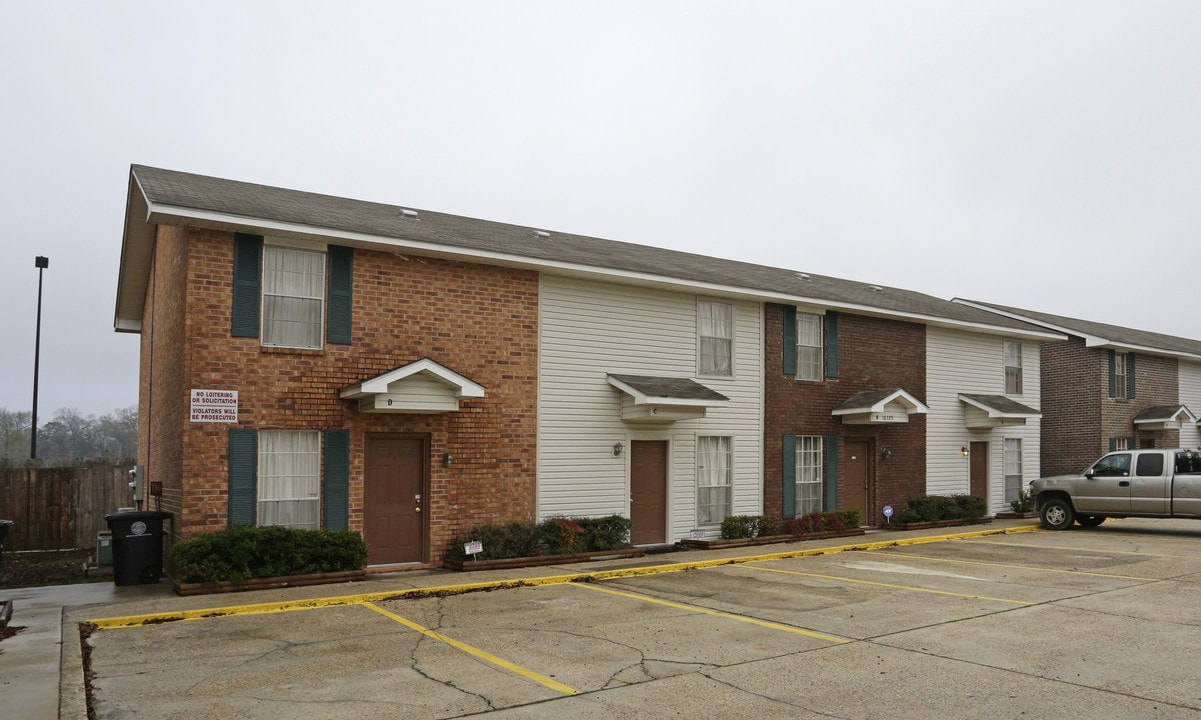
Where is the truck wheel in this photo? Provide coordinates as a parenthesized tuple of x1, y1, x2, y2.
(1076, 515, 1105, 527)
(1040, 498, 1074, 530)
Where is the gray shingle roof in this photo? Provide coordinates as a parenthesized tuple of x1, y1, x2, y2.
(121, 164, 1058, 335)
(959, 394, 1041, 416)
(961, 300, 1201, 357)
(606, 375, 729, 402)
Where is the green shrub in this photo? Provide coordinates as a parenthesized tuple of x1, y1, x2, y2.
(1009, 489, 1032, 513)
(445, 515, 633, 561)
(781, 511, 854, 536)
(720, 515, 779, 539)
(896, 494, 988, 523)
(171, 526, 367, 584)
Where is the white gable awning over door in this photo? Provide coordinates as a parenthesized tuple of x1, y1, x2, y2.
(832, 388, 928, 425)
(958, 394, 1041, 429)
(607, 374, 729, 423)
(1133, 405, 1197, 431)
(340, 358, 485, 414)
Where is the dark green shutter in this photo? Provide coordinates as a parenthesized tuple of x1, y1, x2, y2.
(228, 429, 257, 526)
(1126, 353, 1136, 399)
(782, 305, 797, 375)
(824, 435, 839, 512)
(782, 435, 797, 519)
(232, 233, 263, 337)
(1129, 436, 1138, 450)
(326, 246, 353, 345)
(1108, 350, 1116, 398)
(825, 312, 839, 379)
(323, 429, 350, 530)
(1109, 437, 1117, 452)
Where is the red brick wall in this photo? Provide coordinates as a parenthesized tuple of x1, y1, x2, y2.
(764, 305, 926, 524)
(1042, 338, 1180, 475)
(149, 228, 538, 563)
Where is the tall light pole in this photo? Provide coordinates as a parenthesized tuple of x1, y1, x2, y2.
(31, 256, 48, 459)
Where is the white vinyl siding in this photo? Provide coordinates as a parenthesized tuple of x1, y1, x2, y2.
(797, 312, 823, 381)
(927, 327, 1041, 514)
(262, 245, 325, 348)
(698, 300, 733, 376)
(795, 435, 823, 516)
(1180, 360, 1201, 451)
(257, 430, 321, 529)
(696, 436, 732, 524)
(538, 275, 763, 541)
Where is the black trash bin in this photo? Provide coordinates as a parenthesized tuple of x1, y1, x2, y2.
(0, 519, 12, 565)
(105, 511, 172, 586)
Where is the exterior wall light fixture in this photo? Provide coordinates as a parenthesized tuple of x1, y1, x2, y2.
(960, 446, 969, 457)
(443, 452, 453, 467)
(613, 442, 625, 457)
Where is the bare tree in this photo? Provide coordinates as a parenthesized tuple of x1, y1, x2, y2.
(0, 406, 137, 460)
(0, 408, 31, 459)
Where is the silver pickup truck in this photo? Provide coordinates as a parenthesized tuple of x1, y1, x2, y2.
(1030, 448, 1201, 530)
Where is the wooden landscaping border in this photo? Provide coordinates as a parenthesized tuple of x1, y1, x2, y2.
(679, 527, 866, 550)
(442, 548, 645, 572)
(880, 517, 994, 531)
(173, 570, 366, 596)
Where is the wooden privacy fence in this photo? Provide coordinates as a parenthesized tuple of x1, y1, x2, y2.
(0, 460, 137, 551)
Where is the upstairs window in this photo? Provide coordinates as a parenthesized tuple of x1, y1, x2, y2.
(262, 245, 326, 349)
(1004, 340, 1023, 394)
(797, 312, 823, 381)
(698, 301, 733, 376)
(1113, 352, 1128, 399)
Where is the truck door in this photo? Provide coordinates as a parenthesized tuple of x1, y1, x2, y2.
(1075, 453, 1131, 513)
(1171, 451, 1201, 517)
(1130, 451, 1169, 514)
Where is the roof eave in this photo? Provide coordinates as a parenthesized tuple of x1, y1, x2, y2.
(113, 170, 154, 333)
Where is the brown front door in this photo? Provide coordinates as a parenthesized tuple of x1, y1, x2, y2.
(365, 435, 427, 564)
(630, 440, 667, 544)
(970, 442, 989, 499)
(843, 439, 871, 523)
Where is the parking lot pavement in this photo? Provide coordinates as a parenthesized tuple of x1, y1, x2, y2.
(58, 519, 1201, 719)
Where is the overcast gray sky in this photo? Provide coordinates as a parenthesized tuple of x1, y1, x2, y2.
(3, 1, 1199, 418)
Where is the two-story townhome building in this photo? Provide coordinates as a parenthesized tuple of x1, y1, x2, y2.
(114, 165, 1060, 568)
(763, 291, 1060, 525)
(955, 301, 1201, 477)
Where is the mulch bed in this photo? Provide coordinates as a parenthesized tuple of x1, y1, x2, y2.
(0, 548, 98, 589)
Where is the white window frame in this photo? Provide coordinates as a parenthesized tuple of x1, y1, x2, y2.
(696, 435, 733, 525)
(1114, 437, 1130, 451)
(796, 435, 823, 516)
(698, 300, 734, 377)
(797, 312, 823, 381)
(1114, 352, 1128, 399)
(1004, 339, 1023, 395)
(1003, 437, 1023, 504)
(262, 243, 326, 349)
(257, 430, 322, 530)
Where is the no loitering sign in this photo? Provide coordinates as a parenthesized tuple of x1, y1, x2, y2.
(190, 389, 239, 423)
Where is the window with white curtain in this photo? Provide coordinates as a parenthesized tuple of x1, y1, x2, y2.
(696, 436, 732, 524)
(257, 430, 321, 529)
(797, 313, 823, 381)
(1003, 438, 1023, 503)
(262, 245, 325, 348)
(1004, 339, 1023, 394)
(698, 300, 733, 376)
(796, 435, 823, 516)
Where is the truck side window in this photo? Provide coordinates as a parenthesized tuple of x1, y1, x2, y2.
(1091, 454, 1131, 477)
(1135, 453, 1164, 477)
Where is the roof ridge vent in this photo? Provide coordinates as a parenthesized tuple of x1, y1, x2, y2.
(399, 208, 419, 219)
(533, 230, 551, 239)
(867, 285, 884, 293)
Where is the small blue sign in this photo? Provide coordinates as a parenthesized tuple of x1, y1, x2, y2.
(882, 505, 894, 518)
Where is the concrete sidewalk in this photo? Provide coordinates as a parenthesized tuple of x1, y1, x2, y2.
(0, 519, 1040, 719)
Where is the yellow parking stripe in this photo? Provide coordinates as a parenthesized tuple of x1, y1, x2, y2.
(858, 550, 1158, 581)
(742, 565, 1033, 605)
(361, 602, 578, 696)
(973, 539, 1201, 560)
(572, 582, 850, 644)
